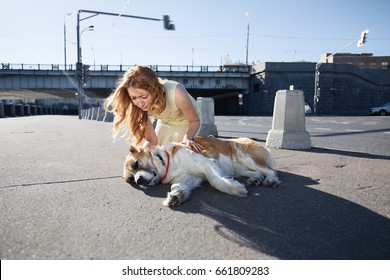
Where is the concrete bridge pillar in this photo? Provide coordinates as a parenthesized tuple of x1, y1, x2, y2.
(197, 97, 218, 137)
(266, 90, 311, 150)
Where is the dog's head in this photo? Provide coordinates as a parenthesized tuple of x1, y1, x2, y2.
(123, 145, 167, 189)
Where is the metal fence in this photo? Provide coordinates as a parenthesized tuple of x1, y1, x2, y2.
(1, 63, 251, 73)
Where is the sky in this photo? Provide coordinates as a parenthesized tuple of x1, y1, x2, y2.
(0, 0, 389, 68)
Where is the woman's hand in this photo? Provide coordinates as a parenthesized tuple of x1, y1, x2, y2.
(182, 135, 203, 152)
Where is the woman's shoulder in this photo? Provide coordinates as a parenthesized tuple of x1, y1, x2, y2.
(163, 80, 179, 91)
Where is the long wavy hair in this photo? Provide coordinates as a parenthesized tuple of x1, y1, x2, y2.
(103, 66, 166, 145)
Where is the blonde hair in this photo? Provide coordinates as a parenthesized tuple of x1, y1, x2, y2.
(104, 66, 166, 145)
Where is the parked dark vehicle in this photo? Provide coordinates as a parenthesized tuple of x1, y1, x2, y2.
(369, 102, 390, 116)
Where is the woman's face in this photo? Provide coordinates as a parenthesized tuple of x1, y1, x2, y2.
(127, 87, 153, 111)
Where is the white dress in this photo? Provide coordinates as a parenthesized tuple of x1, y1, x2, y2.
(151, 80, 202, 145)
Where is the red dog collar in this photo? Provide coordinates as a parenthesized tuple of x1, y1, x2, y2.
(160, 150, 170, 183)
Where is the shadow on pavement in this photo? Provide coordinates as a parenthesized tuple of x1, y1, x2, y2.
(138, 171, 390, 260)
(310, 128, 390, 138)
(306, 147, 390, 161)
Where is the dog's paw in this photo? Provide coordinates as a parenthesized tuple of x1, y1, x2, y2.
(162, 190, 184, 207)
(231, 181, 248, 197)
(246, 177, 264, 187)
(236, 187, 248, 197)
(263, 175, 281, 187)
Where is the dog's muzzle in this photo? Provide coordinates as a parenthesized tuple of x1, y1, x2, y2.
(134, 170, 158, 188)
(135, 174, 149, 186)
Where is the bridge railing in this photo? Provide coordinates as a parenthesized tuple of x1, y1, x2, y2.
(1, 63, 251, 73)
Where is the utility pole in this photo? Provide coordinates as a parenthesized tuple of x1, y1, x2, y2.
(245, 23, 250, 65)
(313, 30, 368, 114)
(76, 9, 175, 119)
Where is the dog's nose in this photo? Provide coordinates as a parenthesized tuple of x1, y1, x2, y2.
(136, 176, 148, 185)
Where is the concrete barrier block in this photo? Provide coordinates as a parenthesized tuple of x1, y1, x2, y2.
(91, 107, 98, 120)
(266, 90, 311, 150)
(4, 104, 16, 117)
(0, 103, 4, 118)
(24, 105, 31, 116)
(97, 107, 105, 121)
(31, 105, 37, 115)
(15, 104, 24, 116)
(197, 97, 218, 137)
(88, 108, 93, 119)
(103, 111, 114, 122)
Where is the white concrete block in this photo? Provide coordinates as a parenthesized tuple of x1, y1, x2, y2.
(266, 90, 311, 150)
(197, 97, 218, 137)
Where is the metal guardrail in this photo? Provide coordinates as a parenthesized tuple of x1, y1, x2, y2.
(1, 63, 251, 73)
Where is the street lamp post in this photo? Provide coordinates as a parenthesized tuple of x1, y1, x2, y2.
(245, 23, 250, 66)
(63, 13, 71, 70)
(76, 23, 94, 119)
(76, 9, 175, 119)
(313, 30, 368, 114)
(79, 25, 94, 61)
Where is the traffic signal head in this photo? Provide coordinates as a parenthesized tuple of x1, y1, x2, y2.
(76, 62, 83, 82)
(163, 15, 175, 30)
(82, 64, 90, 83)
(357, 29, 369, 47)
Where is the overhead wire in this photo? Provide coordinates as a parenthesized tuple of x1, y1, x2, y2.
(92, 0, 133, 59)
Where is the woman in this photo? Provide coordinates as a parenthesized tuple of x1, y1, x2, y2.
(104, 65, 202, 151)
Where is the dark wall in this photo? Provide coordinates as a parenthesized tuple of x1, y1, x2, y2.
(246, 62, 390, 115)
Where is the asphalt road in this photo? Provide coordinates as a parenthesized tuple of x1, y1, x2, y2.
(0, 115, 389, 260)
(216, 115, 390, 156)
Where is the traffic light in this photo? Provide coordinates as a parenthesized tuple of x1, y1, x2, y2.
(163, 15, 175, 30)
(76, 62, 83, 82)
(357, 29, 369, 47)
(82, 64, 90, 83)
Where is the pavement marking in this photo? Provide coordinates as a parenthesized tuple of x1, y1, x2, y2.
(345, 129, 364, 132)
(238, 120, 265, 126)
(0, 175, 123, 189)
(314, 127, 331, 131)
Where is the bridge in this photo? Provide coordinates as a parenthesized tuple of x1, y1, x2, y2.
(0, 63, 251, 101)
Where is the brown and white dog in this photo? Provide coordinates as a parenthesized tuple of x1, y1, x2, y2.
(123, 136, 281, 207)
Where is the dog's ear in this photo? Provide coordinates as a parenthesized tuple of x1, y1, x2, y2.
(129, 145, 138, 154)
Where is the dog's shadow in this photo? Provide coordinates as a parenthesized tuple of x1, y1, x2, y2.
(134, 171, 390, 259)
(128, 183, 171, 198)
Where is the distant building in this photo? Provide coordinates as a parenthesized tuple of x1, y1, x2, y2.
(321, 53, 390, 69)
